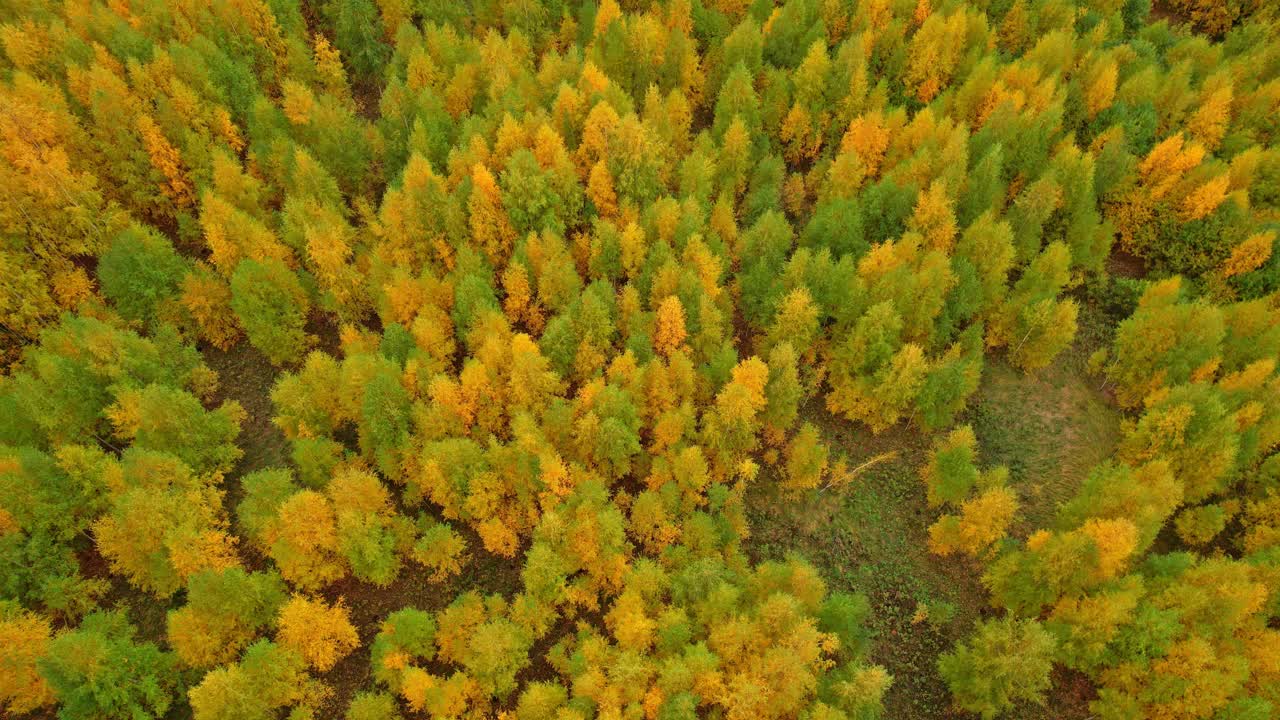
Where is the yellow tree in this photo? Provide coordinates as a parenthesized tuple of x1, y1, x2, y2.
(199, 191, 293, 276)
(653, 295, 688, 357)
(276, 595, 359, 672)
(928, 487, 1019, 558)
(1186, 75, 1233, 151)
(1219, 231, 1274, 279)
(906, 180, 958, 253)
(92, 450, 240, 598)
(904, 10, 967, 104)
(469, 163, 516, 266)
(587, 159, 619, 219)
(267, 490, 347, 590)
(840, 111, 891, 179)
(0, 604, 55, 715)
(0, 73, 124, 347)
(764, 288, 820, 359)
(136, 114, 195, 211)
(180, 264, 243, 350)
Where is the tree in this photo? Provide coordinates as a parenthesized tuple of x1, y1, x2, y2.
(359, 365, 413, 483)
(271, 488, 348, 589)
(230, 258, 312, 365)
(832, 341, 929, 434)
(92, 450, 240, 598)
(983, 528, 1110, 616)
(764, 288, 820, 358)
(928, 486, 1019, 558)
(412, 522, 468, 581)
(167, 568, 287, 668)
(470, 163, 517, 267)
(988, 242, 1079, 371)
(907, 181, 958, 253)
(762, 342, 803, 440)
(938, 617, 1057, 719)
(0, 602, 55, 715)
(654, 295, 688, 357)
(188, 640, 321, 720)
(199, 191, 293, 278)
(347, 691, 403, 720)
(905, 10, 968, 104)
(916, 324, 984, 430)
(276, 595, 359, 672)
(371, 607, 437, 691)
(10, 3, 1280, 718)
(1167, 0, 1263, 36)
(782, 423, 830, 491)
(1116, 384, 1239, 504)
(38, 611, 179, 720)
(1102, 277, 1225, 407)
(4, 315, 207, 447)
(921, 426, 979, 507)
(826, 302, 930, 433)
(953, 213, 1014, 315)
(329, 0, 389, 82)
(329, 466, 411, 587)
(0, 72, 124, 351)
(462, 618, 533, 699)
(0, 446, 107, 619)
(98, 225, 189, 325)
(181, 264, 243, 350)
(111, 385, 244, 475)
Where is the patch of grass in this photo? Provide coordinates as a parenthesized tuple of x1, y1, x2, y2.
(203, 343, 290, 484)
(746, 414, 984, 719)
(963, 304, 1123, 534)
(745, 304, 1121, 719)
(966, 360, 1122, 533)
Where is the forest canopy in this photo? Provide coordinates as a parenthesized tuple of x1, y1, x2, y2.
(2, 0, 1280, 719)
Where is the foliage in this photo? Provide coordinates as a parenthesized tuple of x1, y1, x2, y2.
(276, 595, 359, 672)
(2, 2, 1280, 720)
(37, 611, 179, 720)
(230, 258, 312, 366)
(938, 617, 1057, 719)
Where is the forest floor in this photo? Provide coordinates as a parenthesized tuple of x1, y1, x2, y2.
(744, 303, 1122, 719)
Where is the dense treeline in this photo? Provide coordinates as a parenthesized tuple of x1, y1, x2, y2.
(1, 0, 1278, 719)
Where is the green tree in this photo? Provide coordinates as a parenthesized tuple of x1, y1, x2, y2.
(939, 617, 1057, 719)
(116, 385, 244, 475)
(97, 224, 190, 325)
(326, 0, 389, 83)
(988, 242, 1079, 371)
(462, 618, 533, 699)
(921, 426, 980, 508)
(230, 258, 311, 366)
(38, 611, 179, 720)
(1102, 277, 1225, 407)
(347, 691, 402, 720)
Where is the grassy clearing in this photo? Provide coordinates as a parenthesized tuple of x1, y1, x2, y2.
(965, 304, 1123, 534)
(746, 305, 1121, 719)
(746, 416, 984, 718)
(966, 358, 1122, 535)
